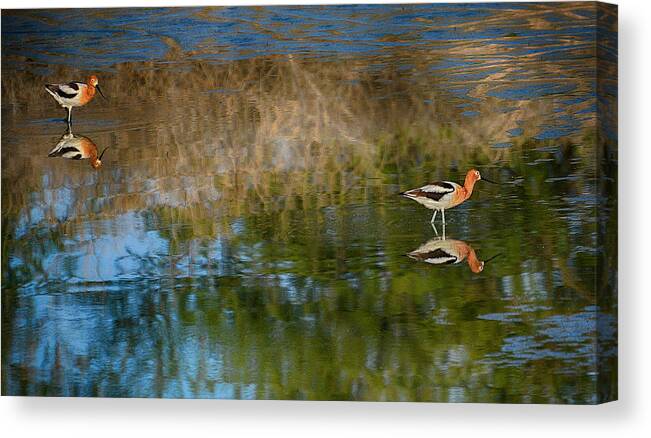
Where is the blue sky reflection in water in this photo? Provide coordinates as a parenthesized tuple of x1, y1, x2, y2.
(1, 2, 617, 402)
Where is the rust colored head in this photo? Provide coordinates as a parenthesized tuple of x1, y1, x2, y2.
(465, 168, 482, 185)
(88, 75, 107, 100)
(461, 168, 482, 199)
(466, 248, 484, 274)
(90, 147, 109, 169)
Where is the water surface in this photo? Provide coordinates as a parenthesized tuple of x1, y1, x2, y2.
(1, 3, 617, 402)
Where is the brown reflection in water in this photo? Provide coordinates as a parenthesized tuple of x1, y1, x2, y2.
(47, 128, 109, 169)
(407, 237, 499, 274)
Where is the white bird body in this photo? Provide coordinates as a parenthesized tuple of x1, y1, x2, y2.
(45, 82, 88, 108)
(403, 181, 461, 210)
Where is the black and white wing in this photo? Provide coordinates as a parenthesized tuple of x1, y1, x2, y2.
(401, 181, 458, 202)
(45, 81, 81, 99)
(48, 135, 84, 160)
(407, 238, 463, 265)
(409, 248, 459, 265)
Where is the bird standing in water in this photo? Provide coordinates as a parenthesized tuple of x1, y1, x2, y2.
(45, 75, 106, 127)
(400, 169, 497, 229)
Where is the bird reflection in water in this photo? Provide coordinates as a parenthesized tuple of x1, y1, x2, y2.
(407, 237, 501, 273)
(47, 127, 109, 169)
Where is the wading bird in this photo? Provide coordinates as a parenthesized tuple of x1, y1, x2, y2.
(407, 237, 500, 273)
(48, 128, 109, 169)
(400, 169, 497, 228)
(45, 75, 106, 127)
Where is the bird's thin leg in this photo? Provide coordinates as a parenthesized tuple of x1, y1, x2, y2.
(430, 210, 437, 224)
(441, 210, 446, 240)
(431, 221, 439, 236)
(66, 107, 72, 127)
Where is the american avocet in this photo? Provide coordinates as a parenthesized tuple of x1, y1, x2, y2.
(48, 129, 109, 169)
(407, 237, 500, 273)
(400, 169, 497, 228)
(45, 75, 106, 127)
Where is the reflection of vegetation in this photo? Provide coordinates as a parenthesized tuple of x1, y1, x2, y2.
(1, 49, 605, 231)
(1, 122, 614, 402)
(1, 2, 617, 402)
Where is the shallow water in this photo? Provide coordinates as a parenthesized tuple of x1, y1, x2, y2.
(2, 3, 617, 402)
